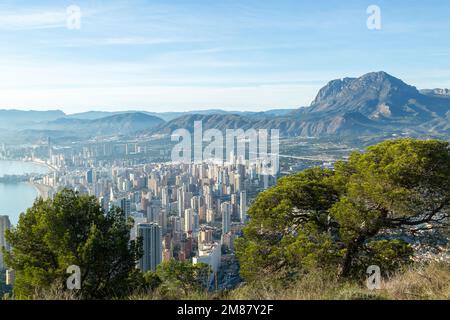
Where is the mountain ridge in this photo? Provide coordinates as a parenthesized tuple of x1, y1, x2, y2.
(150, 71, 450, 138)
(1, 72, 449, 139)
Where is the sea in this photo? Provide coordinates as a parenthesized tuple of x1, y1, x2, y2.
(0, 160, 49, 225)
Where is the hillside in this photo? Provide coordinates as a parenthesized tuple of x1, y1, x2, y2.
(45, 112, 165, 137)
(0, 110, 65, 129)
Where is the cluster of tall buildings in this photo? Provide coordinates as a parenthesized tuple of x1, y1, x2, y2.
(17, 148, 278, 278)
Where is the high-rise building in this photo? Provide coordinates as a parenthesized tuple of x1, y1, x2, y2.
(141, 195, 149, 213)
(240, 191, 247, 223)
(191, 196, 199, 211)
(159, 209, 168, 233)
(206, 208, 214, 224)
(177, 187, 184, 217)
(193, 242, 221, 273)
(161, 186, 169, 209)
(86, 169, 94, 184)
(221, 202, 231, 234)
(234, 174, 242, 192)
(120, 198, 131, 219)
(221, 232, 236, 251)
(147, 200, 161, 224)
(137, 223, 162, 272)
(193, 213, 199, 232)
(198, 226, 213, 245)
(198, 205, 206, 223)
(184, 208, 193, 233)
(0, 215, 11, 270)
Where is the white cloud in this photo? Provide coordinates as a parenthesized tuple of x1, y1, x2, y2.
(0, 10, 67, 30)
(62, 36, 205, 47)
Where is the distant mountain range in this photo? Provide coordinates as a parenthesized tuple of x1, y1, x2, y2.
(0, 108, 294, 136)
(1, 71, 449, 140)
(0, 112, 164, 139)
(0, 110, 65, 128)
(420, 88, 450, 98)
(44, 112, 165, 137)
(65, 109, 294, 122)
(150, 71, 450, 138)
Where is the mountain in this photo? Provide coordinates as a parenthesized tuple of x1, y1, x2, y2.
(2, 72, 449, 140)
(420, 88, 450, 98)
(67, 109, 295, 122)
(0, 109, 65, 129)
(0, 108, 294, 142)
(305, 72, 421, 117)
(295, 71, 450, 136)
(151, 72, 450, 138)
(45, 112, 165, 137)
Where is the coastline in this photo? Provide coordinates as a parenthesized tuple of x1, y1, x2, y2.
(0, 159, 55, 202)
(28, 182, 51, 200)
(0, 158, 56, 174)
(27, 158, 58, 172)
(28, 159, 56, 200)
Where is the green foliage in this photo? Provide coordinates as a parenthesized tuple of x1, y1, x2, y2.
(237, 139, 450, 281)
(143, 271, 163, 291)
(155, 260, 211, 297)
(332, 139, 450, 276)
(363, 240, 413, 275)
(4, 189, 142, 299)
(235, 168, 341, 280)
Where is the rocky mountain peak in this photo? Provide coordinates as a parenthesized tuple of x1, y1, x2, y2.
(308, 71, 420, 116)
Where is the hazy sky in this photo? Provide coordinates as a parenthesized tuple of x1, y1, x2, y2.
(0, 0, 449, 113)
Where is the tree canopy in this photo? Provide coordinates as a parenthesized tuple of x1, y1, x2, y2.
(155, 260, 211, 296)
(3, 189, 142, 299)
(236, 139, 450, 280)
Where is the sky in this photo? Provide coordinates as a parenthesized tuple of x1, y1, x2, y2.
(0, 0, 449, 113)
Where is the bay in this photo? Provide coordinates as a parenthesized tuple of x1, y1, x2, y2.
(0, 160, 49, 225)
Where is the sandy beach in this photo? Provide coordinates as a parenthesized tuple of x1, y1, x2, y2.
(29, 182, 52, 200)
(28, 159, 58, 172)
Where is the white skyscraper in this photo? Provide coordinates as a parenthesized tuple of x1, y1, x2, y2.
(193, 242, 221, 273)
(240, 191, 247, 223)
(206, 208, 214, 224)
(184, 208, 194, 233)
(0, 215, 11, 270)
(161, 186, 169, 209)
(177, 187, 184, 217)
(137, 223, 162, 272)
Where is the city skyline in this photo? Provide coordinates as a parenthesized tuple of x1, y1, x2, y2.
(1, 0, 450, 112)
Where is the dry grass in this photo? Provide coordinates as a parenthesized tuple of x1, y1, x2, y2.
(11, 262, 448, 300)
(31, 282, 78, 300)
(228, 262, 450, 300)
(379, 262, 450, 300)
